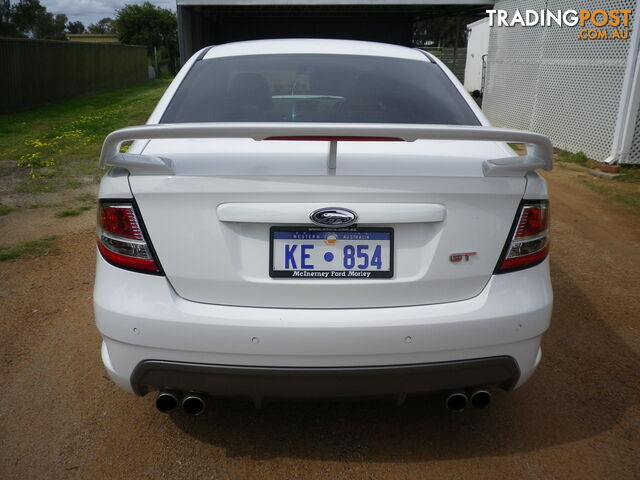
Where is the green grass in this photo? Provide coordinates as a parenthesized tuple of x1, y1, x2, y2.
(508, 143, 526, 155)
(55, 205, 92, 217)
(74, 193, 96, 203)
(555, 149, 592, 166)
(554, 148, 601, 168)
(614, 165, 640, 183)
(554, 149, 640, 215)
(0, 79, 171, 194)
(0, 204, 15, 216)
(570, 151, 588, 164)
(0, 236, 58, 261)
(585, 179, 640, 215)
(56, 209, 82, 217)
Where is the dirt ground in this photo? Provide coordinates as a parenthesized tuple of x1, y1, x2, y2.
(0, 164, 638, 480)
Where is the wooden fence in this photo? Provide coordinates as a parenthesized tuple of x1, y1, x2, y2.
(0, 37, 148, 113)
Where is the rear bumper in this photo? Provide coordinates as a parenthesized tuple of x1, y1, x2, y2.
(94, 255, 552, 397)
(131, 357, 520, 402)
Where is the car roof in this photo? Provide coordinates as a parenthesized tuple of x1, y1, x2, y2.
(201, 39, 431, 62)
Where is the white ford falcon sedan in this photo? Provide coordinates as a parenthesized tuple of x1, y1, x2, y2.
(94, 39, 553, 415)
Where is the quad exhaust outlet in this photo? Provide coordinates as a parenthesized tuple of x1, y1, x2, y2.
(445, 391, 468, 412)
(155, 390, 180, 414)
(445, 388, 492, 411)
(155, 390, 207, 416)
(469, 388, 492, 408)
(158, 388, 490, 414)
(181, 393, 207, 416)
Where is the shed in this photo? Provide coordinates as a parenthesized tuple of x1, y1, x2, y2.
(176, 0, 491, 64)
(66, 34, 120, 43)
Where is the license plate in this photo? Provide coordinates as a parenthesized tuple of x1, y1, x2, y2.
(270, 227, 393, 279)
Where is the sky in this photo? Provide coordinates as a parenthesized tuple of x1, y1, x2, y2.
(40, 0, 176, 27)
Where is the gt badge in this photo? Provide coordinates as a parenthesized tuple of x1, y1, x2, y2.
(450, 252, 477, 263)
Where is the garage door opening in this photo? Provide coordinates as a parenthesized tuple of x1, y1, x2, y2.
(177, 1, 491, 69)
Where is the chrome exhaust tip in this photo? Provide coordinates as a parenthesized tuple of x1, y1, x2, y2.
(181, 393, 206, 416)
(469, 388, 492, 408)
(155, 390, 180, 414)
(445, 391, 468, 412)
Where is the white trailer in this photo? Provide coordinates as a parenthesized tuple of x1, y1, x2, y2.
(464, 17, 489, 93)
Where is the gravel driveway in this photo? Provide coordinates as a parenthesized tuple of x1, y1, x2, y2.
(0, 165, 638, 479)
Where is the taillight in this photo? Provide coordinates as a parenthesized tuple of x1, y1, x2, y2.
(496, 200, 549, 273)
(97, 201, 161, 274)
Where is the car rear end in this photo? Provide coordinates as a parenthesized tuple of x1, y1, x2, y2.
(93, 39, 553, 413)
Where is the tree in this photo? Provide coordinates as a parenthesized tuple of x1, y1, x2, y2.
(8, 0, 67, 40)
(114, 2, 177, 74)
(0, 0, 9, 21)
(87, 17, 113, 34)
(66, 20, 84, 34)
(11, 0, 45, 35)
(33, 12, 67, 40)
(0, 0, 23, 37)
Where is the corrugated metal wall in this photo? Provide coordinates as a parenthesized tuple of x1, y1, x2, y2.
(482, 0, 637, 162)
(0, 38, 148, 113)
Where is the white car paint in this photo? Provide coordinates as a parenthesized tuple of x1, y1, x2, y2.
(96, 256, 551, 392)
(127, 172, 525, 308)
(94, 39, 553, 408)
(203, 38, 429, 61)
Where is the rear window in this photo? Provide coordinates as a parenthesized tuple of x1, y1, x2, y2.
(161, 54, 480, 125)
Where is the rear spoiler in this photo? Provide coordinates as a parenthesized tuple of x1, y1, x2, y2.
(99, 122, 553, 177)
